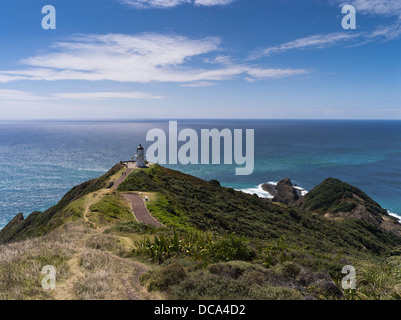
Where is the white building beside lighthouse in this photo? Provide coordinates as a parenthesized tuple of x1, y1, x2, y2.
(135, 144, 147, 168)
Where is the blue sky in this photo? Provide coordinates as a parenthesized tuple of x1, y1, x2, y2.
(0, 0, 400, 119)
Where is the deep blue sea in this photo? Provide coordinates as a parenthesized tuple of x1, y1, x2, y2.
(1, 120, 400, 229)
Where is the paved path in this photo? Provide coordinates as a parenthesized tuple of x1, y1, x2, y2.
(112, 168, 134, 190)
(122, 193, 162, 227)
(112, 167, 162, 227)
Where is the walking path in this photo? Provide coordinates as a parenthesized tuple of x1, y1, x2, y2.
(112, 168, 134, 190)
(53, 165, 163, 300)
(122, 193, 162, 228)
(112, 167, 162, 228)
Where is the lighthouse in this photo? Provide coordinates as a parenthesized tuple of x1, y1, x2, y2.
(135, 144, 147, 168)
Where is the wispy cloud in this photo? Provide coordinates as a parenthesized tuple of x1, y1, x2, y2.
(251, 32, 358, 58)
(251, 22, 401, 59)
(337, 0, 401, 17)
(53, 91, 162, 100)
(180, 81, 216, 87)
(245, 68, 311, 81)
(120, 0, 234, 9)
(0, 89, 162, 102)
(0, 89, 46, 101)
(249, 0, 401, 60)
(0, 33, 309, 84)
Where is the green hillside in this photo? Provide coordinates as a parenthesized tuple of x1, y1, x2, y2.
(1, 164, 400, 300)
(0, 163, 124, 243)
(301, 178, 388, 217)
(117, 165, 401, 255)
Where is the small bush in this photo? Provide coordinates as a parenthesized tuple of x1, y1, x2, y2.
(169, 271, 246, 300)
(141, 262, 187, 292)
(209, 180, 221, 187)
(276, 261, 302, 279)
(208, 261, 264, 280)
(169, 270, 303, 300)
(208, 235, 255, 263)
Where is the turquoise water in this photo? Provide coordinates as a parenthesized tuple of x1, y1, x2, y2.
(0, 120, 400, 229)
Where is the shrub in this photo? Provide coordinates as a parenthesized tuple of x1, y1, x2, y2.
(169, 271, 246, 300)
(277, 261, 302, 279)
(248, 284, 303, 300)
(133, 230, 254, 265)
(209, 180, 221, 187)
(141, 262, 188, 292)
(105, 221, 158, 235)
(208, 261, 263, 280)
(209, 235, 255, 263)
(169, 270, 304, 300)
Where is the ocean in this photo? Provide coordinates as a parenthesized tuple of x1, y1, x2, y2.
(0, 119, 400, 229)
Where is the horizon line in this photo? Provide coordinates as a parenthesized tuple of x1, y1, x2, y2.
(1, 118, 401, 122)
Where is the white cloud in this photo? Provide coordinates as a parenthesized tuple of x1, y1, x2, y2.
(180, 81, 217, 87)
(0, 89, 162, 103)
(250, 0, 401, 60)
(0, 33, 309, 84)
(253, 32, 358, 58)
(366, 23, 401, 41)
(251, 22, 401, 59)
(194, 0, 234, 6)
(53, 91, 162, 100)
(0, 89, 46, 101)
(120, 0, 234, 9)
(245, 68, 310, 81)
(337, 0, 401, 17)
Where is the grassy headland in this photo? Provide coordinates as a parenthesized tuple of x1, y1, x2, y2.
(0, 164, 400, 300)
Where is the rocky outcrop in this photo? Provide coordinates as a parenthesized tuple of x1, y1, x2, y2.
(0, 213, 24, 241)
(2, 213, 24, 230)
(262, 178, 299, 206)
(261, 183, 277, 197)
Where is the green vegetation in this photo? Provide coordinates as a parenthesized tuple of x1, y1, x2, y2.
(117, 165, 401, 300)
(145, 193, 188, 230)
(105, 221, 159, 235)
(0, 163, 124, 244)
(1, 163, 401, 300)
(133, 230, 254, 265)
(301, 178, 388, 217)
(88, 193, 133, 225)
(353, 255, 401, 299)
(118, 166, 401, 255)
(0, 228, 74, 299)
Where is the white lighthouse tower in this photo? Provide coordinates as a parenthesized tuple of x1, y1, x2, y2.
(135, 144, 147, 168)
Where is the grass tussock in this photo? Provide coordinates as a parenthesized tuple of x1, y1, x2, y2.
(74, 249, 129, 300)
(351, 255, 401, 300)
(0, 229, 78, 299)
